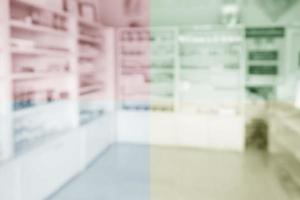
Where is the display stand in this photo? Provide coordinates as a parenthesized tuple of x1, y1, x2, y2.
(0, 0, 115, 199)
(268, 25, 300, 191)
(177, 26, 245, 151)
(116, 27, 178, 145)
(116, 25, 246, 150)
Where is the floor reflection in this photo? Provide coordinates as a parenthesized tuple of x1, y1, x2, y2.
(50, 144, 296, 200)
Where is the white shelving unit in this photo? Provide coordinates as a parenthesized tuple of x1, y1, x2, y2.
(10, 0, 78, 156)
(176, 26, 245, 151)
(269, 102, 300, 188)
(77, 22, 116, 166)
(276, 26, 300, 103)
(116, 26, 246, 150)
(0, 0, 115, 199)
(116, 27, 178, 145)
(149, 27, 179, 145)
(268, 25, 300, 191)
(245, 26, 286, 88)
(116, 27, 151, 145)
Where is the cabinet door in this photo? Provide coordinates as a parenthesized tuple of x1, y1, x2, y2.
(117, 111, 149, 144)
(207, 115, 244, 151)
(176, 114, 208, 148)
(0, 162, 18, 200)
(150, 112, 177, 146)
(84, 115, 113, 165)
(19, 131, 81, 200)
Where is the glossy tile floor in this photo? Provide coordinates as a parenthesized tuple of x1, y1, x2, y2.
(49, 144, 294, 200)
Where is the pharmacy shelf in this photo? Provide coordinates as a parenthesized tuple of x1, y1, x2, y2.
(244, 27, 286, 89)
(14, 121, 76, 156)
(11, 47, 70, 57)
(178, 26, 245, 114)
(0, 0, 115, 158)
(12, 73, 72, 80)
(269, 104, 300, 161)
(80, 91, 106, 100)
(78, 17, 101, 28)
(116, 27, 179, 146)
(1, 0, 115, 199)
(13, 100, 71, 117)
(270, 124, 300, 191)
(10, 20, 69, 36)
(117, 27, 177, 112)
(79, 34, 101, 44)
(116, 26, 246, 150)
(80, 85, 103, 94)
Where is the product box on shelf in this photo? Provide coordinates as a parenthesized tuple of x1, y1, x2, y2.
(78, 1, 97, 22)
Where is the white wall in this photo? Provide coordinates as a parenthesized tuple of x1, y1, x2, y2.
(98, 0, 221, 26)
(99, 0, 300, 27)
(99, 0, 149, 27)
(150, 0, 222, 26)
(242, 0, 300, 26)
